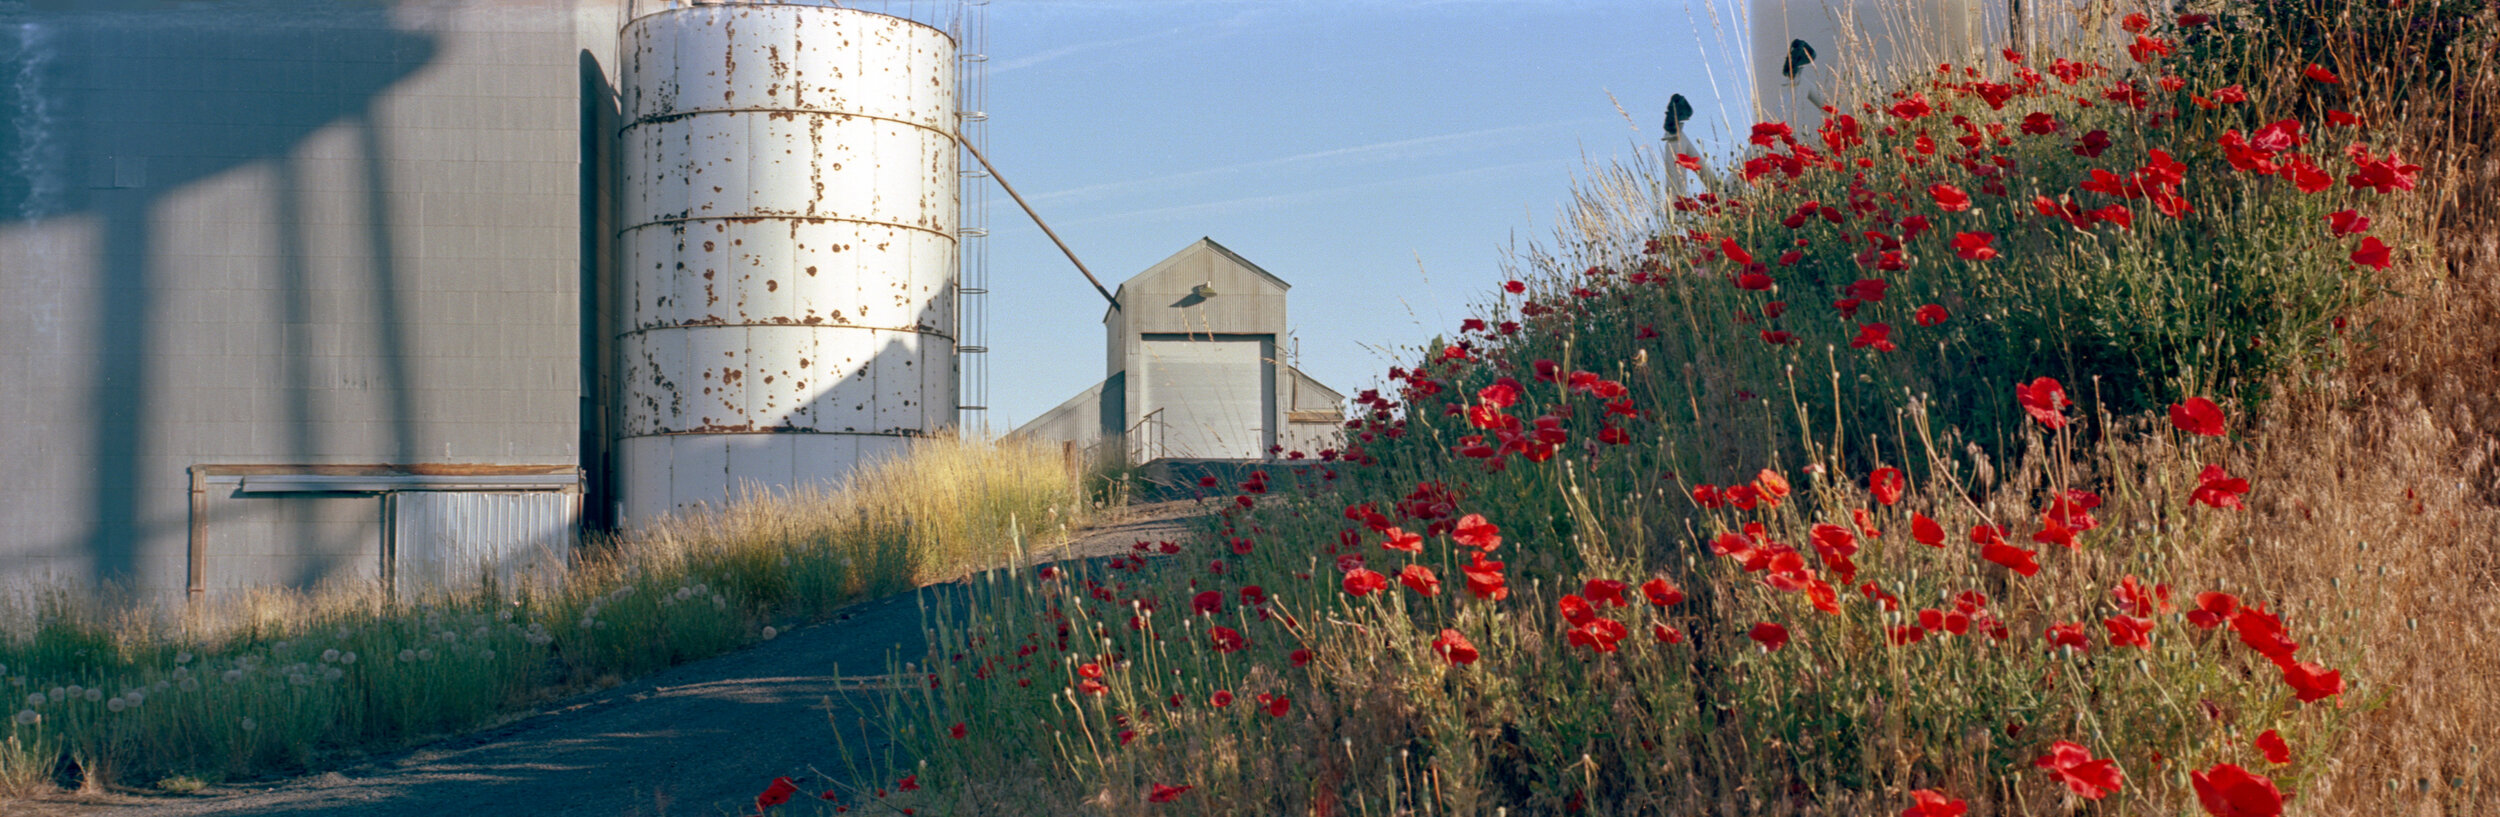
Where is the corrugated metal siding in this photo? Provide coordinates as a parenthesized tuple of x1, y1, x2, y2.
(392, 492, 578, 596)
(1138, 337, 1270, 460)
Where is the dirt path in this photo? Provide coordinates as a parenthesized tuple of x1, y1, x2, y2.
(21, 501, 1211, 817)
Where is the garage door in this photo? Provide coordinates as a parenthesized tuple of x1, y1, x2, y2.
(1138, 336, 1271, 460)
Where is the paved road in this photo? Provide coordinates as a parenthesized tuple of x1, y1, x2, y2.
(22, 501, 1207, 817)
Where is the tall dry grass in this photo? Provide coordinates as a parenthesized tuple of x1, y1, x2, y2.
(2204, 3, 2500, 810)
(0, 432, 1087, 793)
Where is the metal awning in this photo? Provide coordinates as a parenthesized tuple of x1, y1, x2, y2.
(234, 474, 579, 494)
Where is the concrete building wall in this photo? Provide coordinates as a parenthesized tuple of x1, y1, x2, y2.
(0, 0, 625, 599)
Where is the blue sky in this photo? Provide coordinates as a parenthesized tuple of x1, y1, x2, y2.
(936, 0, 1754, 431)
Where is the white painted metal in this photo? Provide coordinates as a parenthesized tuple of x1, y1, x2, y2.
(392, 492, 578, 598)
(1138, 337, 1270, 460)
(1750, 0, 2009, 136)
(618, 4, 957, 525)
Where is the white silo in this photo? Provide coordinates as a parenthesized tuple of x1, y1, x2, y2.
(615, 2, 958, 525)
(1749, 0, 2007, 136)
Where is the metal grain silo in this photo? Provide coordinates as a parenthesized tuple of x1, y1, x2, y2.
(1750, 0, 2009, 135)
(616, 2, 957, 525)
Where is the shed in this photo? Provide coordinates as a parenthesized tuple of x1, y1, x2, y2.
(1012, 238, 1344, 467)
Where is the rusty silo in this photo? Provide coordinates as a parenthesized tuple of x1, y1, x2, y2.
(615, 1, 959, 525)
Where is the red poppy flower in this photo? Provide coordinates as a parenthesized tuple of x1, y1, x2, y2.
(757, 776, 801, 810)
(1911, 513, 1945, 546)
(1559, 594, 1598, 626)
(2351, 235, 2392, 270)
(1583, 578, 1630, 608)
(2171, 397, 2228, 436)
(1149, 783, 1195, 803)
(1928, 183, 1973, 212)
(1642, 577, 1686, 606)
(1902, 789, 1969, 817)
(1906, 303, 1946, 327)
(2303, 63, 2341, 84)
(2192, 464, 2250, 510)
(2347, 147, 2422, 193)
(1950, 231, 1997, 261)
(2020, 111, 2061, 135)
(2187, 591, 2240, 629)
(2112, 575, 2176, 616)
(1431, 628, 1478, 665)
(1749, 622, 1790, 651)
(1461, 551, 1509, 601)
(1567, 618, 1630, 653)
(1850, 323, 1897, 352)
(1238, 585, 1267, 605)
(1289, 648, 1312, 667)
(1851, 507, 1882, 538)
(1209, 626, 1248, 654)
(1691, 484, 1723, 509)
(1398, 564, 1441, 597)
(1452, 514, 1502, 551)
(1982, 541, 2041, 576)
(1736, 272, 1775, 291)
(2034, 740, 2126, 799)
(2073, 129, 2113, 157)
(2230, 604, 2300, 661)
(1209, 689, 1233, 707)
(1262, 694, 1290, 717)
(1378, 526, 1424, 553)
(950, 722, 966, 739)
(2104, 615, 2155, 648)
(2326, 209, 2370, 236)
(2279, 659, 2345, 702)
(2033, 517, 2079, 549)
(1756, 469, 1792, 500)
(2045, 621, 2092, 652)
(2255, 729, 2291, 764)
(1342, 568, 1390, 597)
(2192, 763, 2285, 816)
(2015, 377, 2073, 429)
(1652, 623, 1685, 644)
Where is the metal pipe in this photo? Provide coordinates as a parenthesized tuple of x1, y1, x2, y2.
(958, 138, 1120, 310)
(187, 466, 207, 600)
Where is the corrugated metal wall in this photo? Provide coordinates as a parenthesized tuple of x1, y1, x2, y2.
(0, 0, 619, 600)
(391, 492, 578, 597)
(1137, 336, 1271, 461)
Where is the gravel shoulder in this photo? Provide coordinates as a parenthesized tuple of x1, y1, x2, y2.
(17, 500, 1211, 817)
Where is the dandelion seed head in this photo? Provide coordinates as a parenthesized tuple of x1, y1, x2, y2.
(238, 717, 256, 732)
(12, 710, 35, 726)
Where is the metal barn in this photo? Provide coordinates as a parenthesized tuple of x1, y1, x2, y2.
(1011, 238, 1345, 471)
(0, 0, 969, 602)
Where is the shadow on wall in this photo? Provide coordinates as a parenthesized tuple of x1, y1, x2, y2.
(0, 2, 439, 587)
